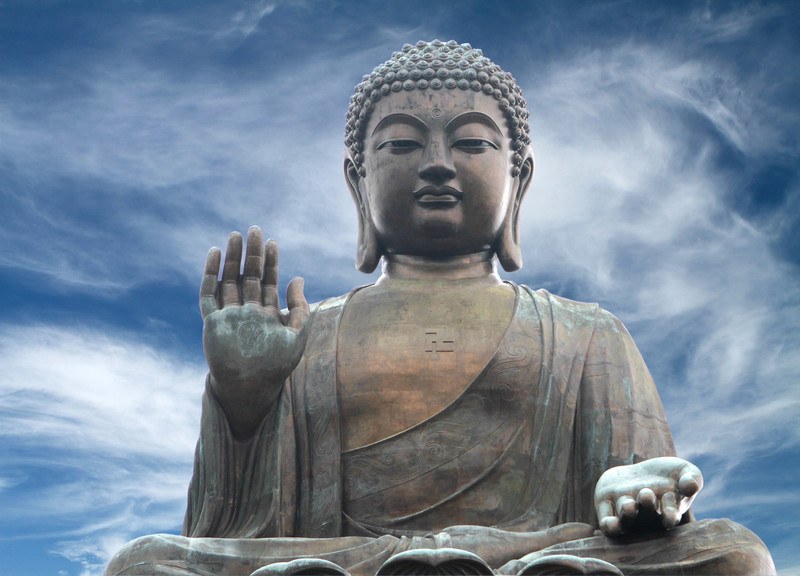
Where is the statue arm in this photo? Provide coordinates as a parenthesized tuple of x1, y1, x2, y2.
(200, 227, 309, 440)
(183, 373, 298, 538)
(184, 226, 308, 538)
(577, 310, 701, 536)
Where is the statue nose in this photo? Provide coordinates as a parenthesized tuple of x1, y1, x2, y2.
(418, 138, 456, 182)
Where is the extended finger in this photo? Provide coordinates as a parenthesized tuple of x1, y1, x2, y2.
(221, 232, 243, 307)
(616, 495, 638, 522)
(597, 500, 621, 536)
(678, 471, 703, 497)
(660, 491, 680, 529)
(637, 487, 657, 512)
(262, 239, 279, 309)
(200, 247, 221, 319)
(242, 227, 264, 304)
(286, 277, 310, 330)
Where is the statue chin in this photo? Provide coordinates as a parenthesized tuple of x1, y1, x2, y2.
(412, 209, 461, 238)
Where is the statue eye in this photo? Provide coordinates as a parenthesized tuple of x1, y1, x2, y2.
(377, 139, 422, 152)
(453, 138, 498, 152)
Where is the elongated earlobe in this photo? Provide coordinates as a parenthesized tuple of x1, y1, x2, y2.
(344, 158, 381, 273)
(496, 155, 534, 272)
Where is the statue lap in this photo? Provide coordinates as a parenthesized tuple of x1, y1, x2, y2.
(106, 290, 775, 576)
(501, 519, 775, 575)
(106, 519, 773, 575)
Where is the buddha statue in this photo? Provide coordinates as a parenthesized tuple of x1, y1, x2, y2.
(106, 40, 775, 576)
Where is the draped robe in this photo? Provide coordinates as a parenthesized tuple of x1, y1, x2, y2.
(185, 286, 672, 537)
(106, 286, 774, 575)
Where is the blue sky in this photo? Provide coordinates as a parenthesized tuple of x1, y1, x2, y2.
(1, 1, 798, 574)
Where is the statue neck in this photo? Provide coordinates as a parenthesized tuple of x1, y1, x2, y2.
(376, 251, 502, 288)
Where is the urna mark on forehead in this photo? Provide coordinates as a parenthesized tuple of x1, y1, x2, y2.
(345, 40, 531, 178)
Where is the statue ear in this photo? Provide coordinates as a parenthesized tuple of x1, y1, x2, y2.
(496, 154, 534, 272)
(344, 157, 381, 273)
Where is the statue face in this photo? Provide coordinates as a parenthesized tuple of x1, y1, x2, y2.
(359, 89, 516, 259)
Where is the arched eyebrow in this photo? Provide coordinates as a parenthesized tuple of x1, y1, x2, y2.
(444, 111, 503, 137)
(371, 113, 429, 136)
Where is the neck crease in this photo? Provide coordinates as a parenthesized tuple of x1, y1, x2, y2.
(378, 251, 501, 284)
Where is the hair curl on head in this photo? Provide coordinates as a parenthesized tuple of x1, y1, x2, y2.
(345, 39, 531, 178)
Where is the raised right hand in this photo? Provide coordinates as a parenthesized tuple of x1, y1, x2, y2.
(200, 226, 309, 438)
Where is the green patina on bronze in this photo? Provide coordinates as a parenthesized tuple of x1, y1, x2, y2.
(105, 40, 776, 576)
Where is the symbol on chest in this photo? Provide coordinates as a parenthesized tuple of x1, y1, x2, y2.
(424, 327, 455, 353)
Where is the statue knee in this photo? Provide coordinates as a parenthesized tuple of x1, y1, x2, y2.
(674, 518, 776, 575)
(104, 533, 189, 576)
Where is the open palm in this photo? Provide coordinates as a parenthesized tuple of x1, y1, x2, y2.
(200, 226, 309, 438)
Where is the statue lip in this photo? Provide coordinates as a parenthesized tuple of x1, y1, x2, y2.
(413, 185, 463, 206)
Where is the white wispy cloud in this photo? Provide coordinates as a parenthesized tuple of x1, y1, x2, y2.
(0, 323, 205, 573)
(688, 2, 785, 45)
(219, 0, 278, 39)
(0, 46, 358, 293)
(0, 324, 203, 456)
(0, 22, 430, 298)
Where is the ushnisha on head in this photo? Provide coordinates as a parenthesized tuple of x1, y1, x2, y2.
(345, 40, 531, 178)
(344, 40, 534, 275)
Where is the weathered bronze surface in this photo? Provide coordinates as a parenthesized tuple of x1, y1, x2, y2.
(105, 40, 775, 575)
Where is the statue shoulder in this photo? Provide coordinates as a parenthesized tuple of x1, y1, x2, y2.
(522, 286, 599, 323)
(281, 291, 353, 319)
(521, 286, 630, 338)
(310, 293, 350, 314)
(306, 283, 379, 317)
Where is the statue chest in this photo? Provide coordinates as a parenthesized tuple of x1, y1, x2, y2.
(337, 284, 515, 451)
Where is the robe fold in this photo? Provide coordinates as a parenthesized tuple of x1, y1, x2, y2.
(184, 285, 675, 540)
(108, 285, 774, 575)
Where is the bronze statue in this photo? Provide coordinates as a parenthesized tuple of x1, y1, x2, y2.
(106, 40, 775, 576)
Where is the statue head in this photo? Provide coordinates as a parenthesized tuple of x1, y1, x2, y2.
(344, 40, 534, 273)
